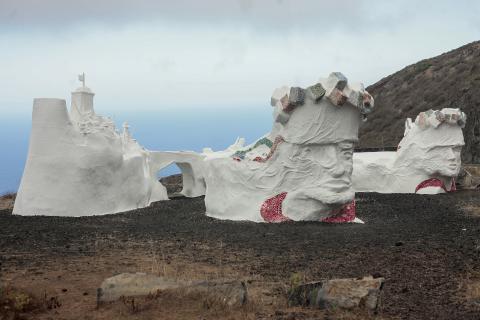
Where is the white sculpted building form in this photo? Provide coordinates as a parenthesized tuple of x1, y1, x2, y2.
(353, 108, 466, 194)
(13, 80, 168, 217)
(14, 74, 466, 219)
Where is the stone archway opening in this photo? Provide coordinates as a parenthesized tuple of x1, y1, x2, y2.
(158, 163, 183, 196)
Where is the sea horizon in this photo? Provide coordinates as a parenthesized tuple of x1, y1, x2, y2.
(0, 107, 273, 194)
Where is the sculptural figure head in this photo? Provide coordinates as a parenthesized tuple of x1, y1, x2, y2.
(352, 108, 466, 194)
(397, 108, 465, 176)
(395, 108, 466, 193)
(266, 73, 374, 221)
(203, 72, 374, 222)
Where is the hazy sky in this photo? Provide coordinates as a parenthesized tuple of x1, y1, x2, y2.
(1, 0, 479, 114)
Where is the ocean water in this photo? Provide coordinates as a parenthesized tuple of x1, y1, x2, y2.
(0, 107, 273, 194)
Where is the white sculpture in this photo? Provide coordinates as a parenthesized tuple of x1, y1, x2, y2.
(15, 73, 375, 221)
(161, 73, 373, 223)
(353, 108, 466, 194)
(14, 76, 168, 216)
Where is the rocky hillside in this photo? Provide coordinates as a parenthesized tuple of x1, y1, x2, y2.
(360, 41, 480, 163)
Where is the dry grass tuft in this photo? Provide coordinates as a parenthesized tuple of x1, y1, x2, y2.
(465, 279, 480, 305)
(0, 192, 16, 211)
(0, 285, 45, 318)
(457, 269, 480, 309)
(462, 205, 480, 218)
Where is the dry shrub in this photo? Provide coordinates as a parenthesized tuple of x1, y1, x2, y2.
(465, 279, 480, 305)
(0, 192, 16, 199)
(462, 205, 480, 218)
(0, 192, 16, 211)
(457, 269, 480, 308)
(0, 286, 43, 318)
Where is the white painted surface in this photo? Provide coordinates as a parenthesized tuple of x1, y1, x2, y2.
(197, 73, 374, 221)
(14, 86, 168, 216)
(353, 108, 466, 194)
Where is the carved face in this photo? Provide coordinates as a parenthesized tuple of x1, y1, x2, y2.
(309, 142, 354, 191)
(418, 145, 462, 177)
(397, 143, 463, 178)
(397, 114, 465, 180)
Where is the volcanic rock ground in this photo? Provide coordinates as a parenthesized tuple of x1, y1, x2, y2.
(0, 190, 479, 319)
(360, 41, 480, 164)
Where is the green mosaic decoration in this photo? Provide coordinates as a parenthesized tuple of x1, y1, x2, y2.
(232, 137, 273, 160)
(254, 137, 273, 149)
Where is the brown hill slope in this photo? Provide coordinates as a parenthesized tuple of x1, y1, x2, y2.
(360, 41, 480, 163)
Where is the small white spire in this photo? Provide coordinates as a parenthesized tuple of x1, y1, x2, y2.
(78, 73, 86, 87)
(122, 122, 131, 141)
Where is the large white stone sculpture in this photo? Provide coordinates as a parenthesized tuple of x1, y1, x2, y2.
(15, 73, 375, 221)
(353, 108, 466, 194)
(14, 80, 168, 216)
(155, 73, 373, 223)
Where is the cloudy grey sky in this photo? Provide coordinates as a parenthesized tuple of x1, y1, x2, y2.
(1, 0, 479, 114)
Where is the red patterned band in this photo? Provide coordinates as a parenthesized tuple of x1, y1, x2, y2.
(260, 193, 357, 223)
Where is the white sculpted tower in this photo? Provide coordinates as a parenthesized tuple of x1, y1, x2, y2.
(70, 73, 95, 123)
(14, 75, 168, 216)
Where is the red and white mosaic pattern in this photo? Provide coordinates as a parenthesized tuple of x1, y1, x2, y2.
(260, 192, 291, 223)
(415, 178, 448, 193)
(253, 136, 285, 163)
(260, 193, 357, 224)
(321, 200, 356, 223)
(233, 136, 284, 163)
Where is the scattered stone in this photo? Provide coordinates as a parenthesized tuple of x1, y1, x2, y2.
(274, 110, 291, 124)
(97, 273, 247, 308)
(288, 276, 384, 310)
(97, 273, 182, 302)
(288, 87, 306, 107)
(307, 83, 326, 102)
(347, 89, 363, 109)
(327, 72, 348, 91)
(271, 86, 290, 107)
(328, 88, 348, 106)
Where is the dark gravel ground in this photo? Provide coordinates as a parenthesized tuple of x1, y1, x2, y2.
(0, 191, 479, 319)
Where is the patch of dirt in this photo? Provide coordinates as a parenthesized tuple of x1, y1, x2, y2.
(0, 191, 479, 319)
